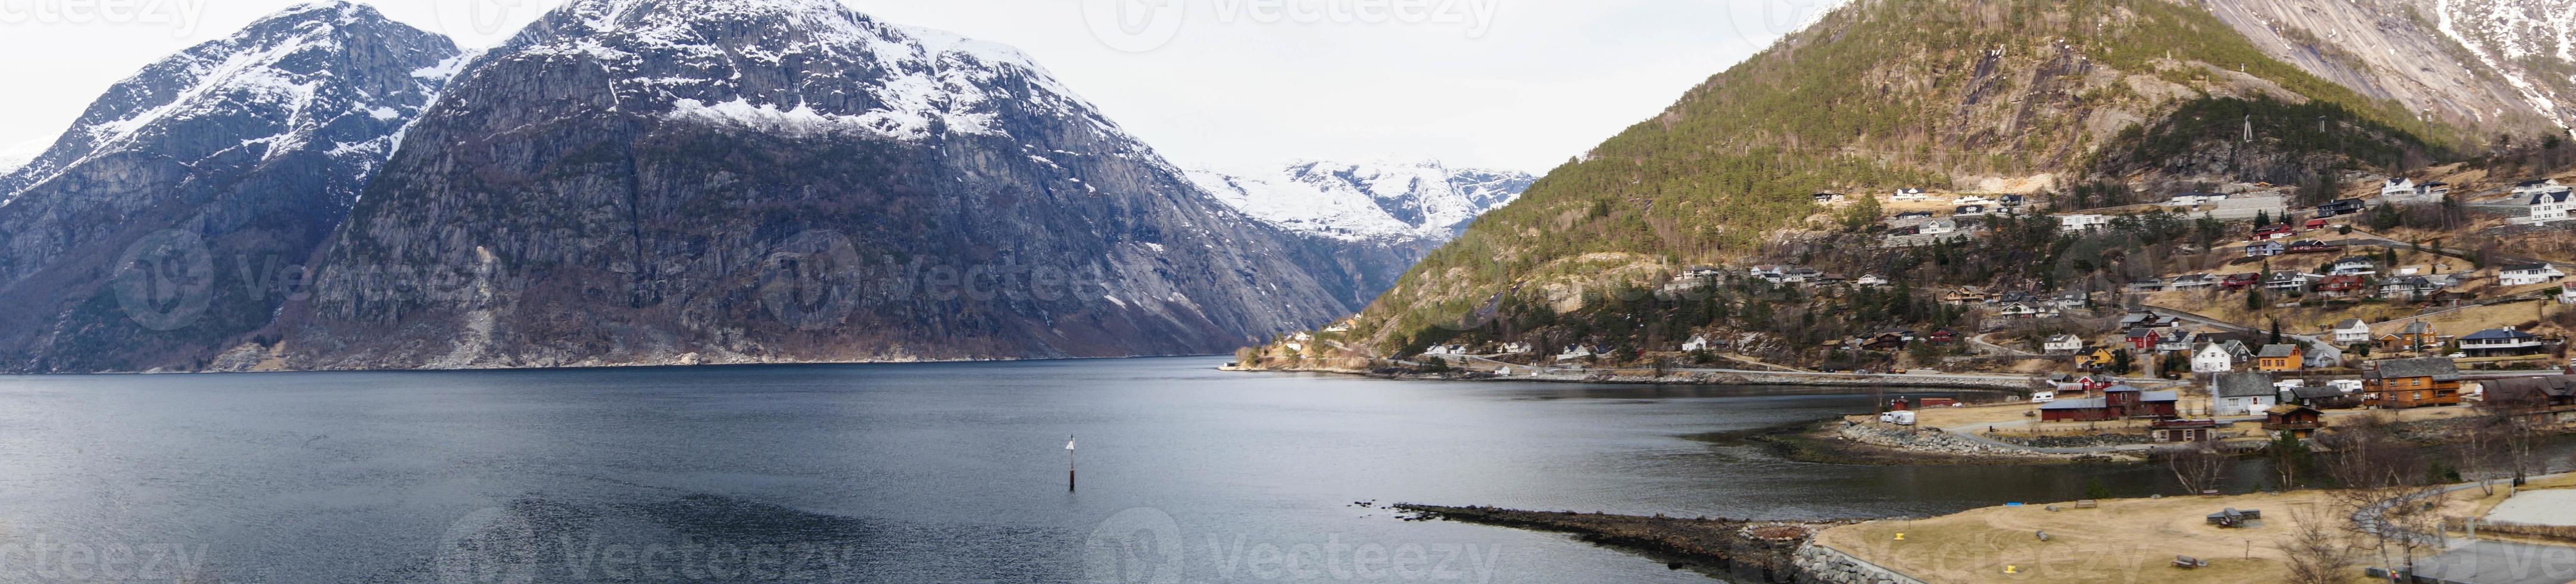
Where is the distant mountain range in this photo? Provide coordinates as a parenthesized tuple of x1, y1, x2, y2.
(1189, 160, 1532, 245)
(0, 0, 1520, 372)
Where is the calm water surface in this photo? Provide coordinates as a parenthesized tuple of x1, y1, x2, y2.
(0, 357, 2408, 583)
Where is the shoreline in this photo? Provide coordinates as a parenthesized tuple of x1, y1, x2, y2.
(1392, 504, 1858, 582)
(1224, 362, 2043, 392)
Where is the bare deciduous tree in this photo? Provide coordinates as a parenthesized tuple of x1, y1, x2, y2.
(2277, 504, 2355, 584)
(2165, 445, 2229, 495)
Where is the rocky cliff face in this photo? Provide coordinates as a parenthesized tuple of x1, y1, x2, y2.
(276, 0, 1367, 369)
(0, 1, 459, 372)
(2207, 0, 2574, 142)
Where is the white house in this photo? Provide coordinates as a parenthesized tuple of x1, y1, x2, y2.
(1555, 345, 1597, 362)
(1954, 195, 1997, 206)
(2501, 263, 2568, 287)
(2562, 282, 2576, 305)
(1919, 219, 1959, 235)
(2192, 342, 2240, 373)
(1499, 342, 1535, 355)
(2044, 334, 2084, 354)
(2212, 372, 2279, 416)
(1681, 336, 1716, 352)
(1855, 274, 1889, 287)
(2330, 256, 2379, 276)
(2332, 319, 2372, 344)
(2059, 214, 2111, 232)
(2519, 189, 2575, 226)
(2513, 179, 2567, 197)
(1892, 187, 1930, 201)
(2380, 178, 2418, 198)
(2169, 192, 2229, 206)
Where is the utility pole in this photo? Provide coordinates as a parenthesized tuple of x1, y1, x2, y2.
(1066, 434, 1077, 492)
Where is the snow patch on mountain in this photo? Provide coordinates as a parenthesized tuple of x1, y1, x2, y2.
(1188, 160, 1534, 243)
(520, 0, 1120, 145)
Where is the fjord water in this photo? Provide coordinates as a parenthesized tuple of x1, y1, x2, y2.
(2, 358, 2221, 583)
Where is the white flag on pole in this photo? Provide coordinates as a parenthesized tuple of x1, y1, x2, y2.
(1066, 436, 1076, 451)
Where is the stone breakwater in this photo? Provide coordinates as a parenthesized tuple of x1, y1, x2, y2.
(1391, 504, 1908, 583)
(1833, 422, 2067, 459)
(1790, 542, 1931, 584)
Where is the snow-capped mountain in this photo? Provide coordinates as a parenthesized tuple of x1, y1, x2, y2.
(0, 1, 460, 372)
(280, 0, 1380, 369)
(1187, 160, 1534, 243)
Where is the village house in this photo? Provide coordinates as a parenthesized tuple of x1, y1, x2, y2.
(2285, 239, 2336, 254)
(1499, 342, 1534, 355)
(1554, 345, 1598, 362)
(2126, 278, 2166, 293)
(2039, 385, 2181, 421)
(2519, 188, 2574, 226)
(2459, 327, 2544, 358)
(2126, 328, 2163, 350)
(2329, 256, 2379, 276)
(2245, 241, 2286, 257)
(2562, 282, 2576, 305)
(2150, 419, 2222, 443)
(2288, 386, 2358, 409)
(2193, 341, 2247, 373)
(2262, 404, 2326, 439)
(1953, 204, 1988, 216)
(2048, 291, 2090, 310)
(2000, 194, 2026, 207)
(2264, 271, 2317, 293)
(2316, 198, 2368, 217)
(2379, 275, 2441, 300)
(2043, 334, 2084, 355)
(2169, 274, 2218, 290)
(2513, 178, 2568, 197)
(2380, 178, 2417, 198)
(2306, 343, 2347, 369)
(2481, 375, 2576, 418)
(2221, 272, 2262, 291)
(2078, 347, 2122, 369)
(1926, 328, 1960, 344)
(1918, 219, 1959, 235)
(2500, 263, 2567, 287)
(1942, 287, 1991, 305)
(2331, 319, 2372, 345)
(1680, 336, 1717, 352)
(1891, 187, 1930, 201)
(2315, 275, 2371, 299)
(1893, 210, 1936, 220)
(1811, 192, 1847, 204)
(2213, 372, 2281, 416)
(2364, 357, 2463, 409)
(2156, 331, 2198, 353)
(2059, 214, 2111, 232)
(1854, 274, 1889, 287)
(2256, 344, 2306, 372)
(2377, 321, 2440, 353)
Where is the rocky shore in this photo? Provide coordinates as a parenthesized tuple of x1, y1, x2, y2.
(1227, 361, 2037, 391)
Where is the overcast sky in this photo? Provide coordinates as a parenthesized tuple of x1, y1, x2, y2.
(0, 0, 1842, 173)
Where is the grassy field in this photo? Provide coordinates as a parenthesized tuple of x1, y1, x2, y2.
(1814, 492, 2385, 583)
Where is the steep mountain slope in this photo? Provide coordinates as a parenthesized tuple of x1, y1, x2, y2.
(275, 0, 1368, 369)
(2207, 0, 2574, 142)
(1333, 0, 2495, 352)
(0, 1, 459, 372)
(1187, 160, 1532, 244)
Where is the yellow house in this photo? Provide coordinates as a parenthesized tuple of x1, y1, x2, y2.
(2256, 344, 2306, 372)
(2077, 347, 2119, 368)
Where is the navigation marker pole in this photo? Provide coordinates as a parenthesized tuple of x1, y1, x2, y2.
(1066, 434, 1077, 492)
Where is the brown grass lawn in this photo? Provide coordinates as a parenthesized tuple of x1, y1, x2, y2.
(1815, 492, 2386, 583)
